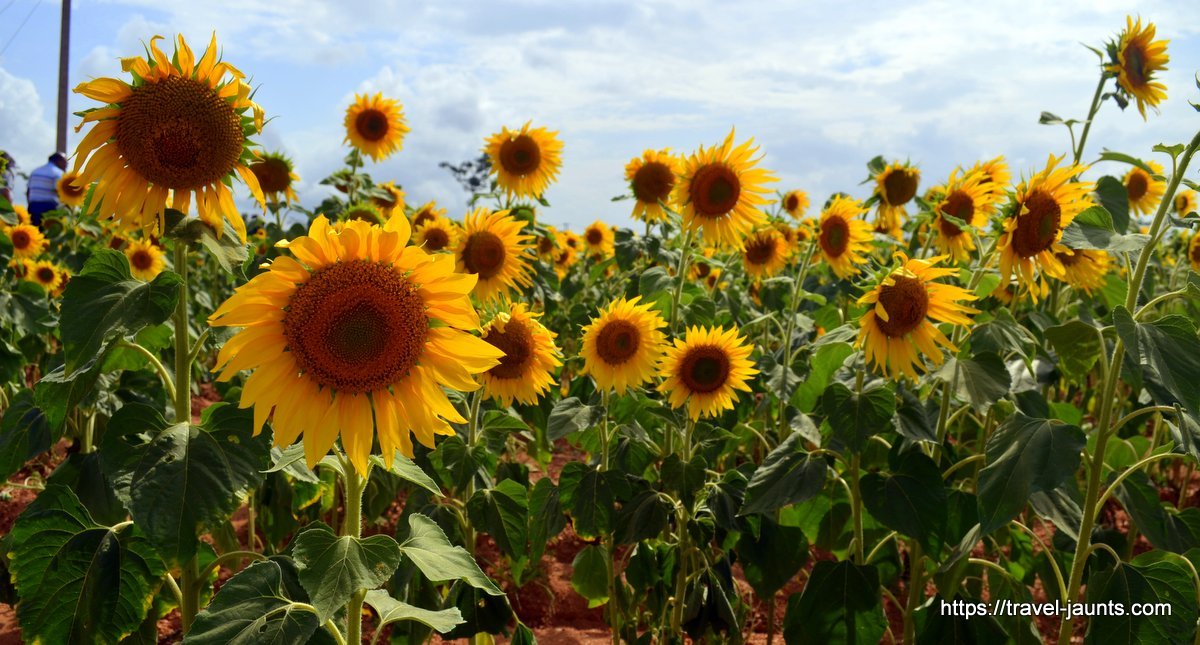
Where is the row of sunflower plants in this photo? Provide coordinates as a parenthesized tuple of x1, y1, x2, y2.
(2, 16, 1200, 645)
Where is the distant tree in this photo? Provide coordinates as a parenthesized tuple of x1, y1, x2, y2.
(439, 153, 494, 195)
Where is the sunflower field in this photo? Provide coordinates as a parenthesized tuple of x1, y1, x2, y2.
(2, 16, 1200, 645)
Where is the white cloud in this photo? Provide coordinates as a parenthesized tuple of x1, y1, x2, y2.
(0, 66, 55, 196)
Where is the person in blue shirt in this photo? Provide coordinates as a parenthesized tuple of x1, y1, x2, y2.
(26, 152, 67, 225)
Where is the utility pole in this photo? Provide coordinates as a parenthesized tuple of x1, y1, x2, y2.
(56, 0, 71, 154)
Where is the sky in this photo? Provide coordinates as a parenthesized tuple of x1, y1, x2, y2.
(1, 0, 1199, 231)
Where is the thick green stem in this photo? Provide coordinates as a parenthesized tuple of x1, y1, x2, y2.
(903, 541, 924, 644)
(463, 391, 483, 557)
(342, 459, 369, 645)
(776, 242, 817, 442)
(598, 390, 620, 644)
(1073, 72, 1109, 165)
(669, 418, 696, 637)
(668, 229, 694, 332)
(849, 453, 865, 564)
(173, 242, 203, 632)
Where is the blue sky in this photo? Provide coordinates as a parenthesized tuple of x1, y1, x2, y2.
(2, 0, 1199, 230)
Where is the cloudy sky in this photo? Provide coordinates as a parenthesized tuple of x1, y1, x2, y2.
(1, 0, 1198, 230)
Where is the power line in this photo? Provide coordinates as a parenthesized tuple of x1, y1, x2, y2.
(0, 0, 19, 18)
(0, 0, 43, 58)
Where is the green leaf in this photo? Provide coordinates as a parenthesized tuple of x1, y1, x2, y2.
(969, 308, 1036, 359)
(292, 522, 402, 621)
(1097, 150, 1154, 174)
(893, 386, 937, 444)
(1060, 206, 1149, 252)
(570, 545, 610, 608)
(1114, 311, 1200, 415)
(1094, 176, 1131, 233)
(946, 352, 1011, 412)
(860, 449, 947, 550)
(1038, 111, 1064, 125)
(528, 478, 565, 562)
(794, 341, 854, 413)
(821, 382, 895, 454)
(100, 403, 272, 566)
(399, 514, 502, 595)
(363, 589, 463, 634)
(184, 560, 321, 644)
(558, 461, 614, 538)
(370, 451, 441, 496)
(976, 412, 1085, 534)
(740, 433, 828, 515)
(9, 485, 166, 645)
(548, 397, 601, 440)
(59, 249, 181, 376)
(1045, 321, 1103, 380)
(466, 479, 529, 559)
(736, 517, 808, 596)
(0, 389, 53, 481)
(615, 490, 672, 544)
(783, 560, 885, 645)
(1084, 551, 1199, 644)
(1112, 470, 1200, 553)
(637, 266, 673, 299)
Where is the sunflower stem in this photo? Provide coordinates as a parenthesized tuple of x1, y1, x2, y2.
(463, 390, 483, 557)
(171, 240, 204, 633)
(669, 229, 695, 333)
(1072, 71, 1110, 165)
(117, 339, 177, 404)
(902, 540, 924, 644)
(340, 457, 369, 645)
(669, 417, 696, 637)
(598, 389, 622, 644)
(777, 241, 817, 442)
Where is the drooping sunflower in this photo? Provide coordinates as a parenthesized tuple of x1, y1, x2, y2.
(344, 93, 409, 162)
(372, 181, 406, 216)
(677, 129, 777, 248)
(581, 296, 667, 394)
(7, 224, 48, 259)
(478, 303, 561, 406)
(1054, 248, 1112, 295)
(1176, 190, 1198, 217)
(583, 220, 614, 257)
(56, 171, 88, 208)
(410, 201, 446, 230)
(30, 260, 65, 294)
(658, 325, 758, 420)
(857, 254, 977, 381)
(1106, 16, 1169, 119)
(413, 217, 459, 253)
(626, 149, 679, 223)
(741, 227, 790, 278)
(817, 196, 873, 279)
(873, 162, 920, 237)
(931, 169, 1002, 261)
(1123, 160, 1165, 217)
(456, 208, 535, 303)
(249, 151, 300, 206)
(71, 34, 265, 240)
(125, 238, 166, 281)
(484, 121, 563, 199)
(782, 190, 809, 220)
(208, 216, 504, 473)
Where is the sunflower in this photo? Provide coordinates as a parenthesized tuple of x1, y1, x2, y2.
(583, 220, 614, 257)
(998, 155, 1094, 299)
(478, 303, 561, 406)
(249, 151, 299, 206)
(372, 181, 406, 216)
(704, 268, 724, 291)
(9, 258, 34, 280)
(552, 231, 580, 278)
(658, 326, 757, 420)
(71, 34, 265, 240)
(677, 129, 777, 248)
(931, 169, 1002, 261)
(966, 156, 1012, 196)
(536, 225, 559, 260)
(857, 254, 977, 381)
(773, 221, 800, 256)
(124, 238, 167, 281)
(344, 93, 409, 162)
(7, 224, 48, 258)
(817, 196, 873, 279)
(30, 260, 65, 294)
(456, 208, 534, 303)
(341, 201, 384, 225)
(484, 121, 563, 199)
(410, 201, 446, 230)
(1054, 248, 1111, 294)
(10, 205, 32, 226)
(56, 171, 88, 207)
(581, 297, 667, 394)
(1176, 190, 1198, 217)
(413, 217, 459, 253)
(1106, 16, 1169, 119)
(782, 190, 809, 220)
(1123, 160, 1165, 217)
(1187, 234, 1200, 272)
(873, 162, 920, 237)
(742, 227, 790, 278)
(626, 149, 678, 223)
(208, 216, 503, 473)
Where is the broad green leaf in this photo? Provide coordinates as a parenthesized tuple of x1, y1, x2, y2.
(370, 450, 442, 496)
(1113, 470, 1200, 553)
(821, 382, 895, 454)
(969, 308, 1036, 359)
(794, 341, 854, 413)
(1060, 208, 1150, 252)
(1045, 321, 1103, 380)
(571, 545, 610, 608)
(1028, 482, 1084, 543)
(47, 451, 127, 526)
(466, 479, 529, 559)
(0, 388, 52, 481)
(363, 589, 463, 634)
(100, 402, 272, 566)
(615, 489, 672, 544)
(783, 560, 885, 645)
(893, 386, 937, 444)
(1097, 150, 1154, 174)
(945, 352, 1011, 412)
(915, 594, 1014, 644)
(860, 449, 947, 550)
(740, 433, 828, 515)
(977, 412, 1085, 534)
(736, 517, 808, 596)
(399, 514, 502, 595)
(291, 522, 402, 621)
(1093, 176, 1130, 233)
(660, 453, 706, 508)
(528, 478, 566, 562)
(184, 560, 321, 644)
(1114, 311, 1200, 416)
(1084, 551, 1198, 644)
(59, 249, 181, 376)
(548, 397, 601, 440)
(9, 485, 166, 645)
(35, 351, 111, 431)
(558, 461, 614, 538)
(264, 444, 321, 483)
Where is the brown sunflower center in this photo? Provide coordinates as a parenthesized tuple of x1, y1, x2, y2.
(1012, 189, 1062, 257)
(537, 236, 555, 255)
(744, 236, 777, 266)
(1126, 171, 1149, 202)
(1055, 250, 1082, 268)
(693, 261, 712, 279)
(883, 169, 918, 206)
(462, 231, 507, 279)
(633, 161, 675, 204)
(250, 157, 293, 194)
(36, 267, 56, 284)
(130, 249, 155, 271)
(499, 135, 542, 176)
(283, 260, 428, 394)
(354, 109, 391, 142)
(10, 229, 31, 250)
(595, 319, 640, 365)
(785, 194, 800, 212)
(938, 190, 974, 238)
(1191, 241, 1200, 266)
(116, 76, 244, 191)
(60, 177, 86, 198)
(1124, 43, 1147, 87)
(484, 318, 533, 379)
(412, 208, 436, 229)
(586, 228, 603, 245)
(421, 227, 450, 252)
(819, 216, 850, 258)
(1175, 193, 1191, 214)
(690, 164, 741, 217)
(874, 273, 929, 338)
(678, 345, 731, 394)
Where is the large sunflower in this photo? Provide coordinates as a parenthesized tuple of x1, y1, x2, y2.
(581, 296, 667, 394)
(209, 216, 503, 473)
(998, 155, 1093, 299)
(125, 238, 167, 281)
(344, 93, 409, 162)
(677, 129, 777, 248)
(1106, 16, 1169, 119)
(484, 121, 563, 199)
(658, 326, 757, 420)
(1123, 160, 1165, 217)
(71, 34, 265, 240)
(626, 149, 679, 223)
(478, 303, 561, 406)
(1054, 248, 1111, 295)
(742, 227, 790, 278)
(456, 208, 534, 302)
(873, 162, 920, 237)
(413, 217, 459, 253)
(782, 189, 810, 220)
(931, 169, 1001, 261)
(56, 171, 88, 208)
(249, 151, 300, 206)
(817, 196, 873, 279)
(7, 224, 48, 259)
(1176, 190, 1198, 217)
(583, 220, 614, 257)
(857, 254, 977, 381)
